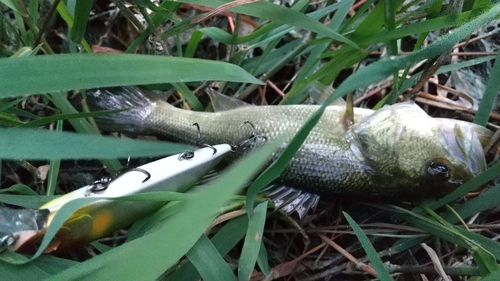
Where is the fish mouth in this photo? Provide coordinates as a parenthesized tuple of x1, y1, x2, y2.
(439, 122, 488, 177)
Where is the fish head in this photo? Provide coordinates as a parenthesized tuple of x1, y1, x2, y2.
(347, 102, 491, 200)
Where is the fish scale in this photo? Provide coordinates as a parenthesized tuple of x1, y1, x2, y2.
(88, 87, 493, 201)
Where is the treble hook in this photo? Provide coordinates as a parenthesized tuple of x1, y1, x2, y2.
(193, 123, 202, 147)
(241, 121, 257, 134)
(199, 143, 217, 155)
(231, 121, 268, 152)
(242, 121, 268, 142)
(129, 168, 151, 183)
(177, 123, 217, 160)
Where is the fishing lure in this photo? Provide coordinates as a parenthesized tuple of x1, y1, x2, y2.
(0, 144, 231, 254)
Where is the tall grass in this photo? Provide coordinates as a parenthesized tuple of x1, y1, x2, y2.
(0, 0, 499, 280)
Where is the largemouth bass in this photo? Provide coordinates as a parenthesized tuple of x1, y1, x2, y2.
(87, 87, 493, 201)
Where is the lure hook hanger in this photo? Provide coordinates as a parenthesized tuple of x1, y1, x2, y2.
(178, 151, 195, 161)
(85, 176, 113, 196)
(0, 233, 17, 253)
(85, 168, 152, 196)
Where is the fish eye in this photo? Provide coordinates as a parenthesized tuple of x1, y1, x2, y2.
(428, 160, 450, 178)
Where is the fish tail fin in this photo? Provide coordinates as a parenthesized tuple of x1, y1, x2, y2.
(86, 86, 160, 134)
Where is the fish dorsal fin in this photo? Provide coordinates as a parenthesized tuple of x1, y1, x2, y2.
(206, 88, 252, 112)
(307, 81, 346, 106)
(342, 92, 354, 129)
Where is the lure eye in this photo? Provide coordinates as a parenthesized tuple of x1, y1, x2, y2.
(428, 161, 450, 178)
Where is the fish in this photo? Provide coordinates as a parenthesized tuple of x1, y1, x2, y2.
(86, 86, 493, 201)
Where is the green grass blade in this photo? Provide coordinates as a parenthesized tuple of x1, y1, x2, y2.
(383, 205, 470, 247)
(124, 0, 183, 54)
(46, 137, 281, 280)
(174, 0, 358, 48)
(256, 241, 271, 276)
(0, 97, 25, 111)
(0, 128, 189, 159)
(436, 55, 496, 74)
(0, 194, 54, 208)
(190, 1, 346, 47)
(383, 0, 400, 105)
(447, 184, 500, 222)
(483, 269, 500, 281)
(245, 106, 323, 214)
(294, 0, 354, 83)
(52, 0, 92, 53)
(0, 251, 31, 267)
(185, 30, 203, 58)
(171, 82, 203, 111)
(383, 204, 500, 261)
(0, 184, 39, 195)
(353, 7, 492, 49)
(0, 255, 77, 279)
(454, 227, 500, 261)
(350, 0, 397, 40)
(48, 93, 123, 172)
(284, 0, 395, 103)
(125, 201, 184, 241)
(472, 245, 500, 276)
(0, 54, 263, 97)
(390, 211, 500, 260)
(343, 212, 394, 281)
(331, 3, 500, 99)
(70, 0, 93, 42)
(0, 0, 21, 13)
(242, 39, 303, 77)
(187, 235, 237, 281)
(238, 201, 267, 281)
(5, 107, 40, 120)
(19, 109, 126, 128)
(46, 120, 62, 196)
(426, 161, 500, 210)
(0, 111, 22, 126)
(474, 50, 500, 126)
(166, 215, 249, 281)
(90, 242, 112, 253)
(300, 4, 495, 103)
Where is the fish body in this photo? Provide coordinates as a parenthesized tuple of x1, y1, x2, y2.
(88, 87, 493, 201)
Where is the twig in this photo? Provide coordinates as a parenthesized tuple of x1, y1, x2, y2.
(33, 0, 61, 48)
(318, 234, 378, 277)
(238, 34, 310, 100)
(190, 0, 260, 25)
